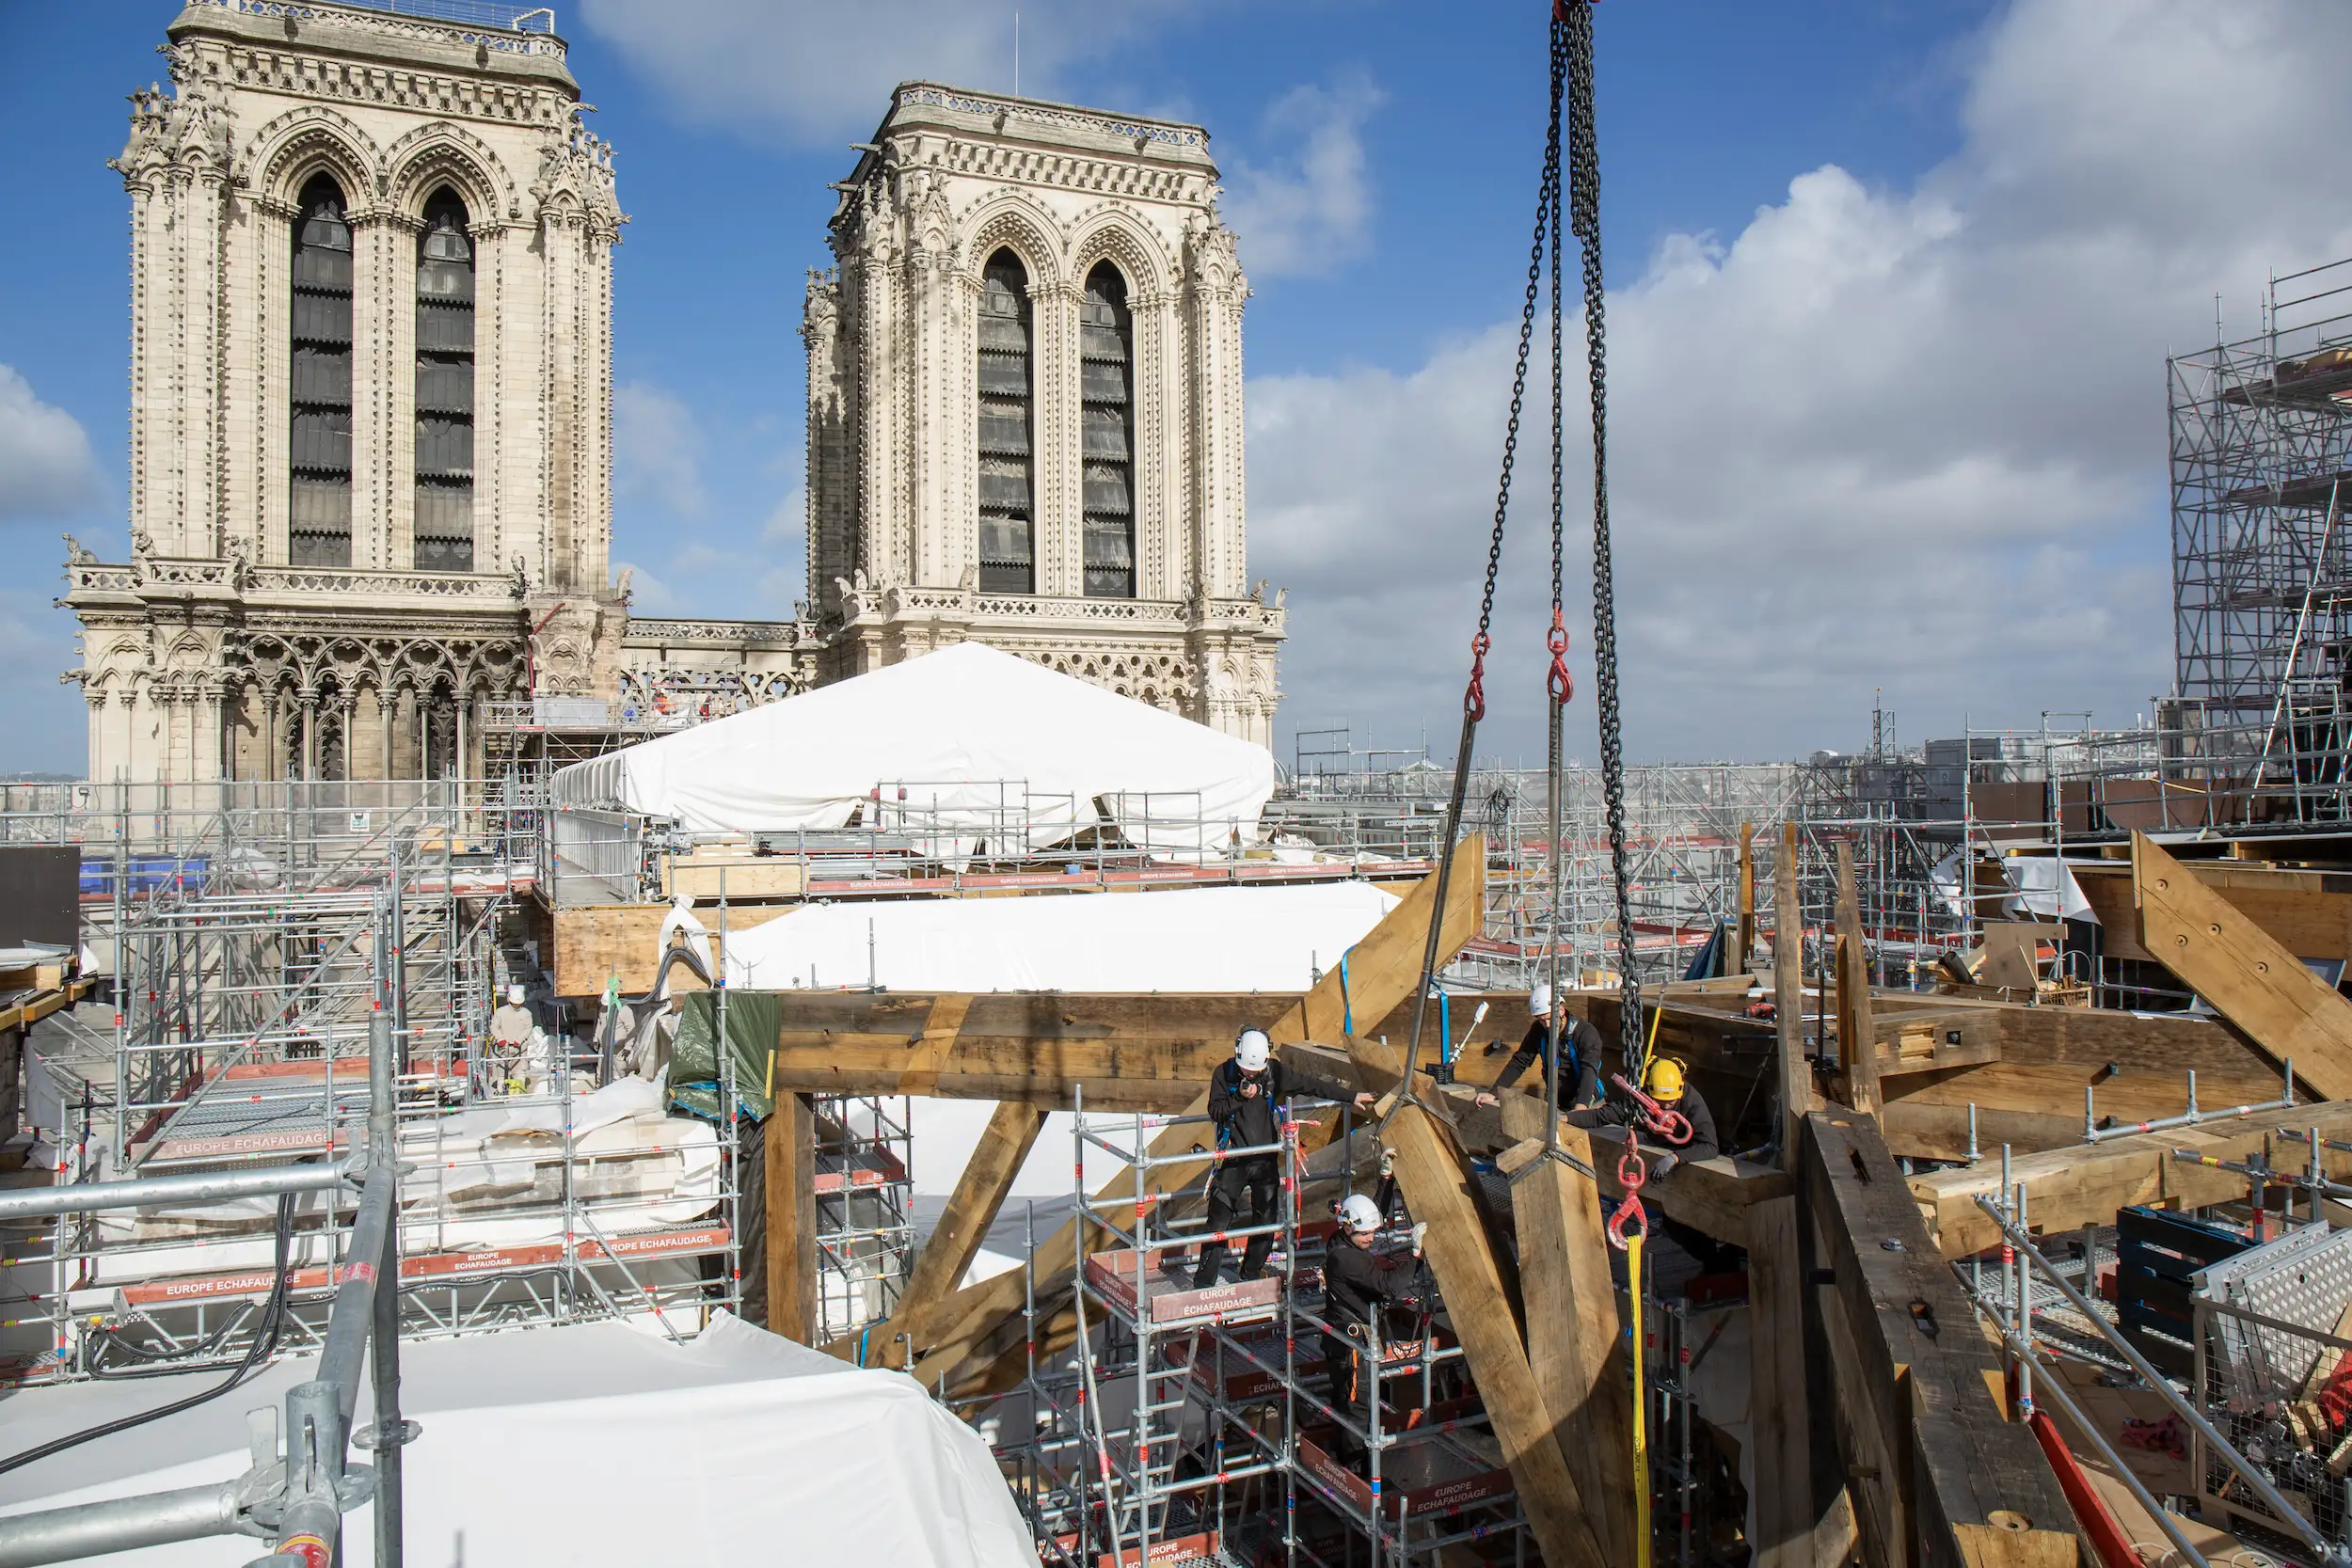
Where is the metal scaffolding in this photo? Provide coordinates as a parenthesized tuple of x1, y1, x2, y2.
(2172, 255, 2352, 826)
(814, 1093, 915, 1342)
(0, 778, 740, 1389)
(1271, 764, 1796, 994)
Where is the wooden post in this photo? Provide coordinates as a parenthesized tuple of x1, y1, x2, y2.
(1746, 1195, 1823, 1568)
(1498, 1098, 1635, 1564)
(888, 1100, 1047, 1365)
(1381, 1100, 1608, 1568)
(1774, 822, 1806, 1169)
(766, 1091, 818, 1343)
(1804, 1110, 2076, 1568)
(1732, 820, 1756, 974)
(1836, 840, 1880, 1115)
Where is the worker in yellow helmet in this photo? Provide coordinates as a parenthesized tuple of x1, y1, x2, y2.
(1568, 1053, 1719, 1178)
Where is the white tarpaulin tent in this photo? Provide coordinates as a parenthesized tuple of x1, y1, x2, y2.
(0, 1314, 1034, 1568)
(723, 880, 1399, 994)
(550, 642, 1276, 855)
(717, 881, 1402, 1198)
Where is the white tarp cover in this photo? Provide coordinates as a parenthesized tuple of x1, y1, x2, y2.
(549, 641, 1276, 853)
(0, 1314, 1035, 1567)
(723, 880, 1400, 993)
(722, 881, 1402, 1199)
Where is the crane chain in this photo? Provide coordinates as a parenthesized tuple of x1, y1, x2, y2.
(1560, 1, 1644, 1080)
(1387, 10, 1569, 1114)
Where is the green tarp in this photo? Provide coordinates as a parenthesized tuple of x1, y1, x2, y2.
(671, 990, 780, 1122)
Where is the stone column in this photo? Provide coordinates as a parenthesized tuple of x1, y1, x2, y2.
(349, 209, 398, 570)
(1016, 277, 1059, 598)
(85, 691, 111, 784)
(384, 213, 423, 575)
(1136, 290, 1183, 602)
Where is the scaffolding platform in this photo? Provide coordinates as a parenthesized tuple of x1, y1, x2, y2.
(1084, 1250, 1281, 1327)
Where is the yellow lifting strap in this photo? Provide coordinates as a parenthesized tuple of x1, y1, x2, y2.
(1628, 1229, 1652, 1568)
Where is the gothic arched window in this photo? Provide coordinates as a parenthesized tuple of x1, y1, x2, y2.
(1080, 261, 1136, 598)
(289, 174, 354, 567)
(977, 249, 1035, 594)
(414, 189, 476, 572)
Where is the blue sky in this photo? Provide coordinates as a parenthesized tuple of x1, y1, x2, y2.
(5, 1, 2348, 775)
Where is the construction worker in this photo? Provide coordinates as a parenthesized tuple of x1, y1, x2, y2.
(1193, 1028, 1375, 1291)
(1569, 1055, 1719, 1176)
(1471, 981, 1602, 1112)
(1320, 1185, 1429, 1465)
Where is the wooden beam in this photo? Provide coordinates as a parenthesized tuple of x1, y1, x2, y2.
(1836, 841, 1880, 1115)
(2075, 859, 2352, 963)
(1378, 1095, 1606, 1568)
(1496, 1097, 1635, 1565)
(1776, 821, 1807, 1169)
(1747, 1195, 1823, 1568)
(1906, 1097, 2352, 1256)
(848, 843, 1488, 1386)
(767, 1091, 818, 1343)
(891, 1100, 1048, 1354)
(1804, 1110, 2075, 1568)
(1880, 1056, 2290, 1161)
(766, 991, 1291, 1108)
(2135, 831, 2352, 1101)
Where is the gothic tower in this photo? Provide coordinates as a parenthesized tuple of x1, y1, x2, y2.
(802, 84, 1285, 746)
(66, 0, 628, 784)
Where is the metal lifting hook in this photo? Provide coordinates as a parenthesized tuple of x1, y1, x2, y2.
(1464, 630, 1491, 721)
(1607, 1145, 1647, 1251)
(1610, 1072, 1694, 1146)
(1547, 608, 1574, 705)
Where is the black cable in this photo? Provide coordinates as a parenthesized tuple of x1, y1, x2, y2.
(87, 1300, 262, 1373)
(0, 1189, 298, 1478)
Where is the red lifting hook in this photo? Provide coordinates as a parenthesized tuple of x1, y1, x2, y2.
(1464, 630, 1491, 721)
(1606, 1145, 1647, 1250)
(1546, 608, 1574, 705)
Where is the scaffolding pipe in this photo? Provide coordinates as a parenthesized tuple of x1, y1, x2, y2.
(0, 1011, 405, 1568)
(0, 1482, 246, 1568)
(1969, 1194, 2333, 1560)
(0, 1162, 356, 1222)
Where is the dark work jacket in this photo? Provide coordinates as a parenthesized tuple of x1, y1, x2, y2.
(1493, 1018, 1603, 1109)
(1323, 1237, 1428, 1334)
(1208, 1058, 1357, 1156)
(1586, 1079, 1721, 1164)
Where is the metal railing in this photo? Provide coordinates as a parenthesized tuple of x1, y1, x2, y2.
(0, 1009, 407, 1567)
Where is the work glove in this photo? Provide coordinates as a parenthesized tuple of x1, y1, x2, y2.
(1648, 1149, 1678, 1180)
(1410, 1221, 1428, 1258)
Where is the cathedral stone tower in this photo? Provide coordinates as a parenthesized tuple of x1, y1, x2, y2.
(66, 0, 627, 784)
(802, 84, 1285, 745)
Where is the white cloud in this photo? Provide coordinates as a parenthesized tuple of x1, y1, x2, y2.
(576, 0, 1177, 145)
(1251, 0, 2352, 761)
(1221, 72, 1386, 279)
(612, 380, 708, 517)
(0, 365, 104, 525)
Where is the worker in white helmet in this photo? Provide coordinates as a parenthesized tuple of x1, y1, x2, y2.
(1193, 1027, 1375, 1291)
(1319, 1180, 1429, 1465)
(1473, 981, 1602, 1112)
